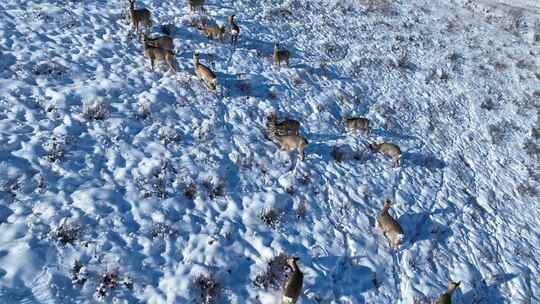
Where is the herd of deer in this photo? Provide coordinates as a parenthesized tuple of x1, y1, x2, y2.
(282, 257, 459, 303)
(126, 0, 277, 91)
(279, 200, 460, 303)
(126, 0, 459, 302)
(266, 112, 400, 166)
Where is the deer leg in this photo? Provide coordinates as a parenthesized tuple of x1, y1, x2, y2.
(169, 58, 176, 73)
(383, 232, 392, 249)
(129, 24, 136, 39)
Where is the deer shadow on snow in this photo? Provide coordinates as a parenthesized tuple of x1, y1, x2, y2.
(368, 128, 420, 142)
(222, 73, 273, 99)
(399, 152, 445, 171)
(459, 269, 519, 304)
(308, 255, 376, 303)
(398, 210, 453, 246)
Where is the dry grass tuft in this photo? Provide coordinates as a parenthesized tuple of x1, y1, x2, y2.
(191, 273, 221, 304)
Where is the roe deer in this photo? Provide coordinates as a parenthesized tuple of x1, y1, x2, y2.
(377, 199, 404, 249)
(282, 257, 303, 304)
(369, 142, 401, 167)
(128, 0, 152, 38)
(188, 0, 205, 12)
(436, 281, 461, 304)
(228, 15, 239, 46)
(345, 117, 370, 135)
(143, 34, 174, 51)
(143, 43, 176, 72)
(193, 53, 217, 91)
(276, 135, 308, 161)
(266, 112, 300, 138)
(200, 24, 225, 42)
(274, 43, 290, 67)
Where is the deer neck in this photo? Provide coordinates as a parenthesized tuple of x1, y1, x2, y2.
(288, 261, 300, 273)
(447, 284, 458, 294)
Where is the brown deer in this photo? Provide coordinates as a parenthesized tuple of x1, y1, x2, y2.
(188, 0, 205, 12)
(377, 199, 404, 249)
(274, 43, 290, 67)
(436, 281, 461, 304)
(282, 257, 303, 304)
(143, 34, 174, 51)
(345, 117, 370, 135)
(276, 135, 308, 161)
(369, 142, 401, 167)
(266, 112, 300, 138)
(128, 0, 152, 39)
(228, 15, 239, 46)
(200, 24, 225, 42)
(193, 53, 217, 91)
(143, 43, 176, 73)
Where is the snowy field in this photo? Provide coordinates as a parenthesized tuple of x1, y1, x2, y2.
(478, 0, 540, 13)
(0, 0, 539, 303)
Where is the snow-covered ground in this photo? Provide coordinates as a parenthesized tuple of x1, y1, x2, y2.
(478, 0, 540, 13)
(0, 0, 539, 303)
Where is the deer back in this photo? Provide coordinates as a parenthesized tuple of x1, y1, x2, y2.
(196, 63, 216, 81)
(275, 49, 289, 62)
(145, 36, 173, 51)
(345, 117, 369, 131)
(188, 0, 205, 10)
(278, 135, 307, 149)
(379, 143, 401, 157)
(274, 119, 300, 136)
(378, 208, 404, 235)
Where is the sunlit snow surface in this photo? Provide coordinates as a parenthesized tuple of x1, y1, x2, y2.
(0, 0, 539, 303)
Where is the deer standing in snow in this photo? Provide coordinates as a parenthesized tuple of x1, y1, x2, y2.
(282, 257, 303, 304)
(377, 199, 404, 249)
(128, 0, 152, 39)
(436, 281, 461, 304)
(369, 142, 401, 167)
(193, 53, 217, 91)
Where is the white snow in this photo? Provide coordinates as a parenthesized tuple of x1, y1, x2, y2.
(0, 0, 539, 303)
